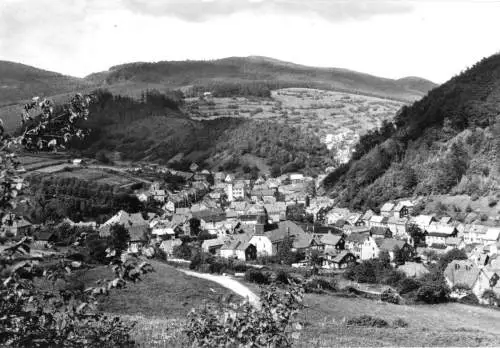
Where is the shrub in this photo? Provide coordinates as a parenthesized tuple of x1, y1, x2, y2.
(381, 288, 400, 304)
(304, 277, 337, 293)
(244, 270, 270, 284)
(275, 269, 290, 285)
(397, 278, 421, 295)
(392, 318, 409, 328)
(346, 315, 389, 328)
(488, 198, 498, 207)
(458, 293, 479, 305)
(186, 284, 304, 347)
(416, 283, 450, 304)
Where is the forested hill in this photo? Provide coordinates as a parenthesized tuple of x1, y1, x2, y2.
(323, 53, 500, 211)
(85, 56, 437, 101)
(0, 61, 90, 106)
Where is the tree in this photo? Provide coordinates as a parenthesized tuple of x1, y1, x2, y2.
(109, 224, 130, 256)
(277, 236, 296, 265)
(438, 248, 468, 271)
(189, 218, 202, 237)
(378, 250, 391, 266)
(408, 223, 425, 245)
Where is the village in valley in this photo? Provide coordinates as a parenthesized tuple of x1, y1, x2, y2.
(5, 156, 499, 305)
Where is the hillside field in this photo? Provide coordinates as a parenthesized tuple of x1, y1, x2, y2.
(185, 88, 404, 163)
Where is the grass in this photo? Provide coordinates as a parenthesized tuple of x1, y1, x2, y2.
(75, 260, 236, 346)
(53, 168, 134, 186)
(298, 293, 500, 347)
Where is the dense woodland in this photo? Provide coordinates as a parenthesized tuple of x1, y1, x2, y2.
(71, 90, 334, 176)
(27, 175, 143, 223)
(324, 53, 500, 210)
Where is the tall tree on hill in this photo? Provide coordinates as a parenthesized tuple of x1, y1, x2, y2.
(109, 224, 130, 256)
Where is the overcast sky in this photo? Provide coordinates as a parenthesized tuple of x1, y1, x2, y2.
(0, 0, 499, 83)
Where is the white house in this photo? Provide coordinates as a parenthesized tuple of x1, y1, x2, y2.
(220, 234, 256, 261)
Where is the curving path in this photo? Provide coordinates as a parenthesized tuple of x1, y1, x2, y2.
(179, 269, 260, 308)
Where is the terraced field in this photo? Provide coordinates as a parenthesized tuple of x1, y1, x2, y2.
(184, 88, 405, 163)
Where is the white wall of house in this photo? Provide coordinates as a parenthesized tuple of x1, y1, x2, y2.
(220, 249, 246, 261)
(249, 236, 273, 256)
(360, 238, 379, 260)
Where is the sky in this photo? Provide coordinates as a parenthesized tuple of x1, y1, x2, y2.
(0, 0, 499, 83)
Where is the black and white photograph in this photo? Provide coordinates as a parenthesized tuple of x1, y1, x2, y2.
(1, 0, 500, 346)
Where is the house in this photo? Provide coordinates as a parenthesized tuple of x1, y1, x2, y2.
(152, 190, 166, 203)
(360, 237, 380, 260)
(345, 232, 371, 259)
(361, 209, 375, 224)
(326, 208, 351, 225)
(289, 173, 305, 184)
(347, 213, 364, 227)
(162, 201, 176, 213)
(322, 250, 357, 269)
(136, 192, 150, 203)
(1, 214, 32, 237)
(386, 217, 409, 239)
(368, 215, 388, 229)
(370, 226, 392, 239)
(342, 225, 370, 236)
(190, 162, 199, 172)
(263, 202, 287, 223)
(375, 238, 414, 262)
(249, 221, 305, 257)
(99, 210, 149, 252)
(425, 223, 458, 247)
(151, 221, 176, 239)
(319, 233, 345, 253)
(393, 201, 414, 218)
(159, 239, 182, 257)
(410, 215, 436, 231)
(202, 236, 228, 255)
(380, 202, 395, 217)
(220, 234, 257, 261)
(34, 230, 57, 248)
(444, 260, 481, 292)
(214, 172, 226, 184)
(398, 262, 429, 278)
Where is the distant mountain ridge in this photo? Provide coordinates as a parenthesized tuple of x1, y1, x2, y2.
(0, 60, 90, 106)
(86, 56, 437, 101)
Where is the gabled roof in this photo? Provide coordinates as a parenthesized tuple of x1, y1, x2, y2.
(380, 202, 395, 212)
(370, 226, 391, 235)
(222, 233, 253, 251)
(426, 223, 457, 236)
(346, 231, 371, 244)
(362, 209, 375, 221)
(103, 210, 148, 227)
(484, 227, 500, 242)
(411, 215, 435, 227)
(202, 236, 228, 249)
(375, 238, 406, 251)
(440, 216, 453, 224)
(370, 215, 387, 224)
(347, 213, 362, 225)
(330, 250, 355, 263)
(320, 233, 343, 246)
(264, 221, 305, 243)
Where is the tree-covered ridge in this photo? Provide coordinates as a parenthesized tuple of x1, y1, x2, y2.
(324, 53, 500, 210)
(215, 120, 337, 176)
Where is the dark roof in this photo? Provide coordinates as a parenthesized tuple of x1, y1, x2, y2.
(37, 231, 56, 241)
(346, 232, 371, 243)
(264, 221, 305, 243)
(375, 238, 407, 251)
(370, 226, 391, 235)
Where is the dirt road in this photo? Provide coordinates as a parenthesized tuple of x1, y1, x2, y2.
(179, 269, 260, 308)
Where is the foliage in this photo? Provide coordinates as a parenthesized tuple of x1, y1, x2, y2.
(381, 288, 401, 304)
(172, 243, 193, 260)
(408, 224, 425, 246)
(303, 277, 337, 294)
(346, 315, 389, 328)
(245, 270, 270, 285)
(437, 249, 468, 272)
(392, 318, 409, 328)
(108, 224, 130, 257)
(185, 284, 304, 347)
(324, 53, 500, 210)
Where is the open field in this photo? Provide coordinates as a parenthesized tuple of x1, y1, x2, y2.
(297, 293, 500, 347)
(77, 262, 500, 347)
(185, 88, 404, 163)
(51, 167, 136, 186)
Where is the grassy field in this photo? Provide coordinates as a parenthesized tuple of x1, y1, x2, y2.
(297, 293, 500, 347)
(52, 167, 135, 186)
(75, 261, 236, 347)
(78, 262, 500, 347)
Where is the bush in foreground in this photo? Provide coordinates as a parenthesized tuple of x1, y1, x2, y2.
(346, 315, 389, 328)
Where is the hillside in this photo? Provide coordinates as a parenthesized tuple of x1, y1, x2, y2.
(0, 60, 90, 106)
(323, 53, 500, 211)
(86, 56, 437, 102)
